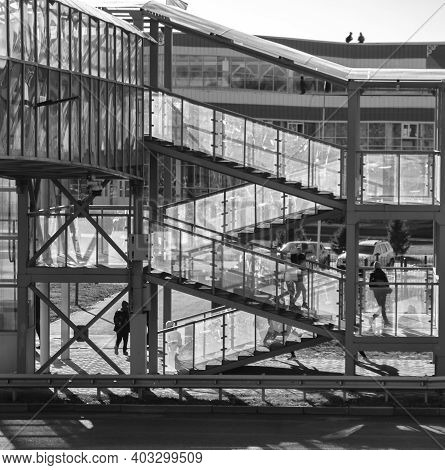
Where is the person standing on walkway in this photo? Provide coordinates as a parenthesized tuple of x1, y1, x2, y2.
(369, 261, 391, 327)
(114, 300, 130, 355)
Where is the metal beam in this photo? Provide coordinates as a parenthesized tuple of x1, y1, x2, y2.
(31, 285, 125, 375)
(25, 267, 129, 284)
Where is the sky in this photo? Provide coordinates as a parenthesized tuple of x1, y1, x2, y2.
(89, 0, 445, 43)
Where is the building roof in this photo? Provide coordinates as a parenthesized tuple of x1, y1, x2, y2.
(58, 0, 145, 37)
(140, 0, 445, 87)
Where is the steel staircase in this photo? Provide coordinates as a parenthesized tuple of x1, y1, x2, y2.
(158, 303, 336, 374)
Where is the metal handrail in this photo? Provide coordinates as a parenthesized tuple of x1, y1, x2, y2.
(145, 86, 345, 150)
(148, 217, 345, 281)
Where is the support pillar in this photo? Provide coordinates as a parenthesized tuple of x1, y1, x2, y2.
(16, 180, 33, 373)
(61, 283, 70, 360)
(37, 283, 50, 371)
(163, 287, 172, 325)
(130, 181, 148, 374)
(344, 83, 361, 375)
(148, 283, 159, 374)
(435, 83, 445, 374)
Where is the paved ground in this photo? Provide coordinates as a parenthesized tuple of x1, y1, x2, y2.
(1, 413, 444, 449)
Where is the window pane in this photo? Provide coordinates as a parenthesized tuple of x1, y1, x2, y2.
(130, 88, 136, 173)
(24, 65, 36, 157)
(0, 59, 8, 154)
(60, 72, 70, 160)
(71, 11, 80, 72)
(107, 83, 115, 168)
(71, 75, 80, 161)
(90, 19, 98, 76)
(217, 57, 230, 87)
(189, 56, 203, 87)
(81, 76, 90, 163)
(9, 62, 22, 155)
(48, 70, 59, 159)
(60, 5, 70, 70)
(81, 14, 89, 74)
(174, 55, 189, 87)
(137, 38, 143, 86)
(90, 78, 98, 166)
(122, 32, 129, 83)
(130, 34, 136, 85)
(116, 85, 123, 169)
(116, 30, 122, 82)
(99, 21, 106, 78)
(203, 56, 217, 87)
(23, 0, 35, 62)
(108, 26, 115, 81)
(0, 1, 6, 57)
(9, 0, 22, 59)
(49, 1, 59, 68)
(36, 0, 48, 65)
(99, 81, 107, 167)
(123, 86, 130, 170)
(37, 68, 48, 158)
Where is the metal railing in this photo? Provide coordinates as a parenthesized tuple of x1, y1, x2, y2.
(357, 266, 438, 337)
(159, 306, 314, 374)
(145, 87, 346, 198)
(149, 218, 345, 328)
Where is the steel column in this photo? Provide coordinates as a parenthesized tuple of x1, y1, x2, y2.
(130, 181, 147, 374)
(148, 283, 159, 374)
(16, 180, 33, 373)
(37, 283, 50, 372)
(163, 287, 172, 325)
(345, 83, 361, 374)
(60, 283, 70, 360)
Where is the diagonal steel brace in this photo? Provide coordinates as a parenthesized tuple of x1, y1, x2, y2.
(31, 285, 126, 375)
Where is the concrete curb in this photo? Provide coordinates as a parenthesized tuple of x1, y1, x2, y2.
(1, 403, 445, 416)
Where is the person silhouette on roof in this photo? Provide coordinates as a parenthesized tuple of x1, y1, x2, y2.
(358, 32, 365, 43)
(345, 32, 353, 43)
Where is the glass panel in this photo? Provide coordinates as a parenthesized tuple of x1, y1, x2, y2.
(108, 25, 115, 81)
(0, 287, 17, 331)
(217, 113, 245, 164)
(255, 186, 283, 228)
(23, 0, 35, 62)
(99, 81, 107, 168)
(281, 131, 310, 184)
(194, 192, 224, 233)
(49, 1, 59, 68)
(60, 72, 70, 160)
(0, 239, 17, 281)
(137, 89, 143, 175)
(174, 55, 189, 87)
(90, 18, 98, 76)
(115, 84, 123, 169)
(24, 65, 36, 157)
(130, 87, 136, 173)
(108, 83, 115, 168)
(399, 154, 432, 204)
(193, 317, 223, 367)
(0, 59, 7, 155)
(122, 86, 130, 171)
(60, 4, 70, 70)
(81, 14, 89, 74)
(115, 29, 122, 82)
(310, 141, 341, 195)
(90, 78, 98, 166)
(130, 34, 136, 85)
(189, 56, 203, 87)
(9, 62, 22, 156)
(150, 91, 181, 143)
(99, 21, 107, 78)
(225, 185, 257, 232)
(245, 121, 277, 174)
(48, 70, 59, 159)
(0, 1, 6, 57)
(362, 153, 398, 204)
(183, 101, 213, 154)
(36, 0, 48, 65)
(435, 153, 440, 203)
(9, 0, 21, 59)
(71, 74, 80, 161)
(71, 11, 80, 72)
(137, 38, 143, 86)
(122, 31, 129, 83)
(81, 76, 90, 163)
(37, 68, 48, 158)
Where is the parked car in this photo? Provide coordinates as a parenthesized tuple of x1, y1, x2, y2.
(336, 240, 395, 270)
(279, 241, 331, 268)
